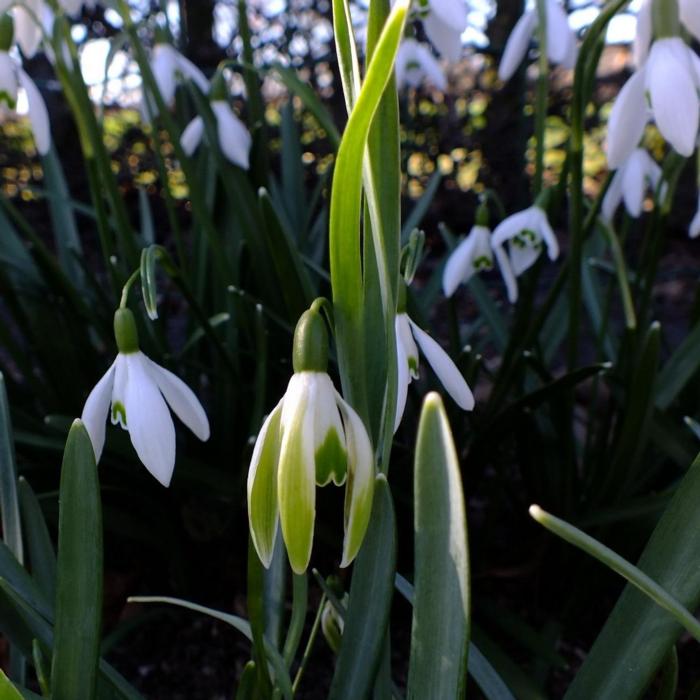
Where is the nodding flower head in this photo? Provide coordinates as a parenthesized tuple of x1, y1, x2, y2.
(247, 302, 375, 574)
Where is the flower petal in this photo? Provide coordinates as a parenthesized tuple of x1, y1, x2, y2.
(620, 149, 648, 218)
(491, 208, 536, 247)
(606, 68, 648, 170)
(396, 313, 419, 378)
(334, 391, 374, 568)
(647, 38, 699, 158)
(247, 398, 283, 568)
(423, 13, 462, 63)
(394, 331, 410, 433)
(428, 0, 467, 33)
(493, 243, 519, 303)
(175, 52, 210, 94)
(633, 0, 653, 67)
(312, 373, 347, 486)
(690, 199, 700, 238)
(124, 352, 176, 487)
(151, 44, 178, 106)
(601, 169, 624, 222)
(409, 319, 475, 410)
(0, 53, 18, 106)
(81, 360, 116, 462)
(180, 115, 204, 156)
(278, 373, 316, 574)
(14, 0, 42, 57)
(145, 357, 210, 441)
(442, 234, 476, 297)
(545, 0, 573, 66)
(509, 239, 540, 276)
(532, 206, 559, 260)
(18, 68, 51, 155)
(498, 10, 537, 82)
(212, 101, 252, 169)
(680, 0, 700, 44)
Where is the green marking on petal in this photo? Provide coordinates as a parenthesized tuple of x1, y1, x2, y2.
(0, 92, 16, 110)
(315, 427, 348, 487)
(111, 401, 126, 428)
(408, 356, 419, 377)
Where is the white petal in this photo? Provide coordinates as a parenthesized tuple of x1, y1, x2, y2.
(58, 0, 83, 16)
(532, 206, 559, 260)
(18, 68, 50, 155)
(409, 319, 474, 410)
(14, 0, 43, 57)
(545, 0, 573, 66)
(111, 354, 128, 428)
(428, 0, 467, 33)
(509, 240, 540, 276)
(311, 373, 346, 486)
(394, 333, 409, 433)
(601, 169, 624, 222)
(145, 356, 210, 441)
(647, 38, 699, 158)
(442, 232, 477, 297)
(491, 208, 536, 247)
(498, 10, 537, 82)
(690, 198, 700, 238)
(620, 149, 648, 218)
(151, 44, 178, 106)
(0, 53, 19, 105)
(493, 243, 519, 303)
(175, 52, 210, 94)
(124, 352, 177, 487)
(633, 0, 653, 67)
(559, 25, 578, 70)
(396, 313, 419, 378)
(180, 115, 204, 156)
(423, 13, 462, 63)
(81, 360, 116, 462)
(212, 101, 252, 169)
(606, 69, 648, 169)
(680, 0, 700, 44)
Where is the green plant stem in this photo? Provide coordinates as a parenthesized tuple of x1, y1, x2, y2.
(530, 505, 700, 643)
(291, 594, 326, 694)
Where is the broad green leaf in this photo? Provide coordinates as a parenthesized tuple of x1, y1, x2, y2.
(128, 595, 292, 700)
(328, 475, 396, 700)
(17, 478, 56, 604)
(235, 661, 258, 700)
(51, 420, 103, 700)
(655, 648, 678, 700)
(246, 540, 273, 693)
(0, 373, 22, 564)
(0, 540, 52, 622)
(557, 449, 700, 699)
(282, 573, 308, 667)
(656, 317, 700, 410)
(408, 393, 470, 700)
(331, 0, 361, 113)
(0, 669, 25, 700)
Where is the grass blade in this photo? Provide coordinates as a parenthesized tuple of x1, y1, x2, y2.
(0, 373, 22, 565)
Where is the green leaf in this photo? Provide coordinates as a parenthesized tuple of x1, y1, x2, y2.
(17, 477, 57, 604)
(328, 474, 396, 700)
(139, 245, 160, 321)
(408, 393, 470, 700)
(331, 0, 361, 113)
(0, 669, 25, 700)
(0, 373, 22, 565)
(51, 420, 103, 700)
(655, 648, 678, 700)
(235, 661, 258, 700)
(128, 596, 292, 700)
(656, 317, 700, 410)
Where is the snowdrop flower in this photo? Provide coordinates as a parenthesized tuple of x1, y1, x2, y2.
(0, 21, 50, 155)
(142, 36, 209, 120)
(180, 72, 251, 169)
(602, 148, 664, 221)
(498, 0, 577, 83)
(395, 39, 446, 91)
(247, 303, 374, 574)
(394, 283, 474, 432)
(607, 37, 700, 167)
(636, 0, 700, 64)
(422, 0, 467, 62)
(491, 202, 559, 304)
(81, 308, 210, 487)
(12, 0, 43, 57)
(442, 225, 493, 296)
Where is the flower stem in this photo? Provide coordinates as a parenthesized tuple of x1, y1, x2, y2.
(291, 593, 326, 693)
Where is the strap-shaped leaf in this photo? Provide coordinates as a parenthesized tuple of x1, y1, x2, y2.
(51, 420, 103, 700)
(0, 373, 22, 565)
(408, 393, 470, 700)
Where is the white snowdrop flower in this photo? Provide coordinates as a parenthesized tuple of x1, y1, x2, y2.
(491, 204, 559, 304)
(81, 309, 210, 488)
(498, 0, 577, 83)
(602, 148, 664, 221)
(247, 305, 374, 574)
(394, 290, 474, 432)
(607, 37, 700, 168)
(143, 42, 209, 120)
(442, 225, 493, 297)
(396, 39, 446, 91)
(0, 47, 51, 155)
(423, 9, 464, 62)
(180, 72, 251, 169)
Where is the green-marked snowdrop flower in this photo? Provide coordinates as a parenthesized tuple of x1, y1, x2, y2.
(396, 38, 446, 91)
(82, 308, 210, 487)
(247, 301, 374, 574)
(602, 148, 664, 221)
(491, 202, 559, 304)
(180, 71, 251, 169)
(0, 17, 50, 154)
(498, 0, 577, 83)
(395, 283, 474, 431)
